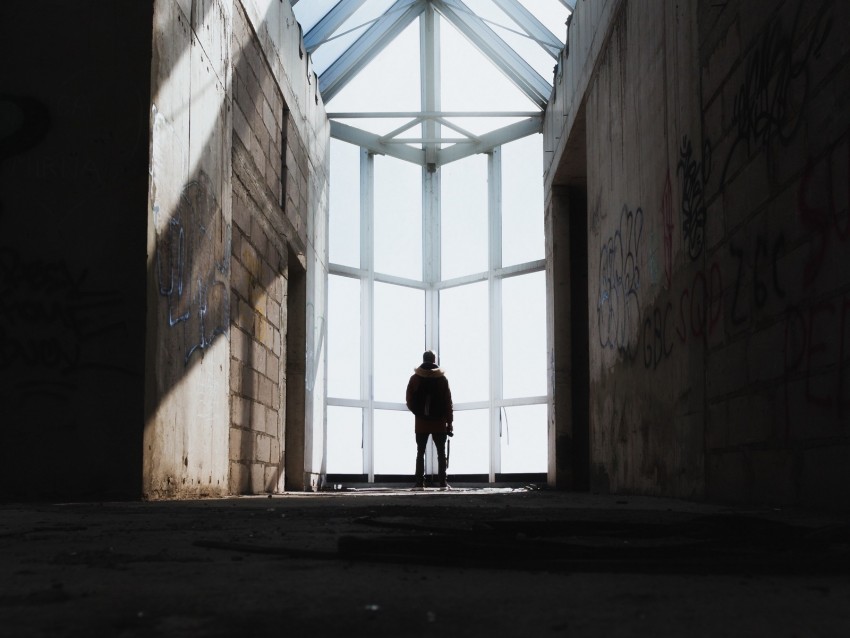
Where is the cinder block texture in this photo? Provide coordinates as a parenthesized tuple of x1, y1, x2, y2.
(546, 0, 850, 508)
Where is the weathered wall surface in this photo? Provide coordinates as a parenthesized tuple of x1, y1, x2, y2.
(144, 0, 328, 498)
(546, 0, 850, 508)
(699, 0, 850, 507)
(0, 2, 153, 500)
(231, 0, 329, 492)
(144, 0, 234, 498)
(584, 0, 705, 499)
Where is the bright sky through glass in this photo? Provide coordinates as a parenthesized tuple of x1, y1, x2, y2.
(303, 1, 567, 478)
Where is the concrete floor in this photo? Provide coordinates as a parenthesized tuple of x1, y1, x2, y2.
(2, 487, 849, 637)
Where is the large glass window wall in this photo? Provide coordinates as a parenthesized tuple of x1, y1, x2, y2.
(326, 135, 547, 483)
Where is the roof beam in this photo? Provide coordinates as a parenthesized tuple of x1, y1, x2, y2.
(330, 120, 425, 165)
(437, 115, 541, 165)
(491, 0, 563, 58)
(304, 0, 368, 53)
(319, 0, 427, 103)
(327, 111, 540, 118)
(431, 0, 551, 108)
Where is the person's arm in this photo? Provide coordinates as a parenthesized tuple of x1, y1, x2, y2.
(444, 378, 454, 433)
(406, 376, 417, 413)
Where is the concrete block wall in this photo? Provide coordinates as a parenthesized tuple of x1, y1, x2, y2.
(699, 0, 850, 508)
(580, 0, 706, 499)
(546, 0, 850, 509)
(237, 0, 330, 491)
(144, 0, 328, 498)
(229, 2, 293, 494)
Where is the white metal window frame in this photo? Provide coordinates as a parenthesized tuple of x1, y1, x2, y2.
(326, 144, 546, 483)
(323, 3, 552, 483)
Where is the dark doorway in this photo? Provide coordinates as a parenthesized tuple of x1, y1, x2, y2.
(284, 250, 307, 490)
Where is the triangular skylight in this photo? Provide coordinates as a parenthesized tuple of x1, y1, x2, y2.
(292, 0, 570, 167)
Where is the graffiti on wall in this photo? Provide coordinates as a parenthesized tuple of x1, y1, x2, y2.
(797, 137, 850, 287)
(678, 135, 712, 260)
(718, 0, 832, 191)
(642, 261, 724, 370)
(729, 233, 786, 328)
(783, 134, 850, 426)
(156, 172, 231, 365)
(784, 297, 850, 427)
(0, 247, 127, 406)
(598, 205, 644, 359)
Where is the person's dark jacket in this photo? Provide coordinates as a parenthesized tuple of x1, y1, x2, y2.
(406, 365, 453, 435)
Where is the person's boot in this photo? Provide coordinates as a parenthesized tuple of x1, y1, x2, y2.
(438, 455, 449, 490)
(414, 455, 425, 490)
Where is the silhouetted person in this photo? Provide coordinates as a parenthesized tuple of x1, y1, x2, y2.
(406, 350, 454, 489)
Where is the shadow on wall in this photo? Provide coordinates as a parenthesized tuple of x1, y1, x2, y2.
(145, 0, 314, 498)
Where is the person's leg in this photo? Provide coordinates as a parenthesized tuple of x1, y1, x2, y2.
(414, 433, 429, 487)
(432, 433, 448, 487)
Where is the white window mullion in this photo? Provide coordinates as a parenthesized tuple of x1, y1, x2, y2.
(423, 168, 441, 350)
(421, 8, 442, 479)
(488, 147, 503, 482)
(361, 148, 376, 482)
(422, 3, 441, 354)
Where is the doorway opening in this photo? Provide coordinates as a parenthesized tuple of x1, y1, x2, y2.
(284, 249, 307, 490)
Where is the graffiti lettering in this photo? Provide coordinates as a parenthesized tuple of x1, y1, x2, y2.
(784, 297, 850, 425)
(718, 0, 831, 190)
(641, 262, 723, 370)
(155, 172, 231, 365)
(643, 302, 673, 370)
(729, 233, 785, 328)
(797, 138, 850, 287)
(0, 246, 127, 404)
(784, 298, 850, 428)
(677, 136, 711, 260)
(598, 205, 644, 359)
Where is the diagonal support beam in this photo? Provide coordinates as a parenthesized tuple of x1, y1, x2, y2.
(330, 120, 425, 165)
(437, 115, 541, 165)
(431, 0, 552, 108)
(491, 0, 563, 58)
(319, 0, 427, 103)
(304, 0, 368, 53)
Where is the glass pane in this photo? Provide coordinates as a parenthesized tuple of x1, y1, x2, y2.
(329, 139, 360, 268)
(502, 134, 544, 267)
(440, 282, 488, 403)
(291, 0, 340, 33)
(374, 409, 414, 475)
(326, 18, 420, 111)
(461, 0, 557, 80)
(516, 0, 569, 43)
(499, 404, 547, 474)
(448, 409, 489, 475)
(374, 283, 425, 403)
(327, 275, 360, 399)
(374, 155, 422, 280)
(440, 16, 537, 112)
(502, 271, 547, 399)
(441, 154, 487, 279)
(327, 406, 363, 474)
